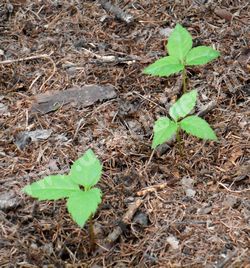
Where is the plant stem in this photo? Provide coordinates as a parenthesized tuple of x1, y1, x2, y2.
(176, 129, 183, 156)
(88, 214, 96, 252)
(182, 68, 187, 93)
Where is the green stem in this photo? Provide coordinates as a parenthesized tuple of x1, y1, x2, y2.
(88, 214, 96, 252)
(182, 68, 187, 93)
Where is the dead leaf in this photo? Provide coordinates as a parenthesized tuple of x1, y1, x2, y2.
(31, 85, 116, 114)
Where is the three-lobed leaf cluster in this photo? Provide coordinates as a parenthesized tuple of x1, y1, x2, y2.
(143, 24, 220, 77)
(152, 90, 217, 149)
(23, 149, 102, 228)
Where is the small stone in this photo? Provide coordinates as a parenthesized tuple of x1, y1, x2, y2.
(0, 191, 21, 211)
(133, 212, 149, 227)
(66, 67, 77, 75)
(166, 235, 179, 250)
(197, 204, 213, 215)
(223, 196, 239, 208)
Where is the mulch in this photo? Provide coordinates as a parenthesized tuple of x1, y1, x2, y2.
(0, 0, 249, 267)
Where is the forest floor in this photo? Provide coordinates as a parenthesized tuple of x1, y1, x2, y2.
(0, 0, 250, 267)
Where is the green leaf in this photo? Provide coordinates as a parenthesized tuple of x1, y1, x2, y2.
(23, 175, 79, 201)
(186, 46, 220, 66)
(67, 188, 102, 228)
(167, 24, 193, 63)
(143, 56, 184, 77)
(169, 90, 197, 122)
(69, 149, 102, 189)
(152, 117, 178, 149)
(180, 115, 217, 140)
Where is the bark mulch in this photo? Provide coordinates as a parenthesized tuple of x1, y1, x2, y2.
(0, 0, 249, 267)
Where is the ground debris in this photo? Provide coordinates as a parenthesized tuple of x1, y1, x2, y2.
(181, 177, 196, 197)
(166, 235, 179, 250)
(14, 129, 52, 150)
(214, 7, 233, 22)
(1, 0, 250, 266)
(0, 191, 21, 211)
(99, 0, 134, 24)
(31, 85, 116, 114)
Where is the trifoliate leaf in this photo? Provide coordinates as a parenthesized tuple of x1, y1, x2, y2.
(23, 175, 79, 201)
(180, 115, 217, 140)
(67, 188, 102, 228)
(167, 24, 193, 63)
(69, 149, 102, 189)
(143, 56, 184, 77)
(186, 46, 220, 66)
(169, 90, 197, 122)
(152, 117, 178, 149)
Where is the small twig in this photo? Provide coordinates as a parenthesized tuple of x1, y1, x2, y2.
(218, 182, 250, 193)
(73, 118, 85, 141)
(136, 183, 169, 196)
(99, 0, 134, 24)
(122, 198, 143, 224)
(82, 47, 138, 64)
(144, 149, 155, 172)
(197, 100, 217, 117)
(0, 54, 56, 91)
(104, 198, 143, 246)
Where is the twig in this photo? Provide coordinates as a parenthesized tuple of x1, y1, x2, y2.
(0, 54, 56, 91)
(144, 149, 155, 172)
(218, 182, 250, 193)
(82, 47, 138, 64)
(136, 182, 169, 196)
(197, 100, 217, 117)
(104, 198, 143, 246)
(122, 198, 143, 224)
(99, 0, 134, 24)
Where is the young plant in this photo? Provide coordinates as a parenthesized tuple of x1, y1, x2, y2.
(23, 149, 102, 229)
(152, 89, 217, 149)
(143, 24, 220, 92)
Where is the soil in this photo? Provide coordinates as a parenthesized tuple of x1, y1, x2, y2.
(0, 1, 249, 267)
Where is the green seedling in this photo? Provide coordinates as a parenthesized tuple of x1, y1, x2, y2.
(143, 24, 220, 92)
(23, 149, 102, 230)
(152, 89, 217, 149)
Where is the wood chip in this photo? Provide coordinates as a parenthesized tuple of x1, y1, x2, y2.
(31, 85, 116, 114)
(214, 7, 233, 21)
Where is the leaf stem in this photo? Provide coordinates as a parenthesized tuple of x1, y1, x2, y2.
(182, 68, 187, 93)
(88, 214, 96, 252)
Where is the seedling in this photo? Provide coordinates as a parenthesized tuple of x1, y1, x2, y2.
(152, 89, 217, 149)
(23, 149, 102, 248)
(143, 24, 220, 92)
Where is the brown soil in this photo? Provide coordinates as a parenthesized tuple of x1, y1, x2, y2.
(0, 1, 249, 267)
